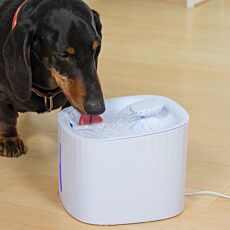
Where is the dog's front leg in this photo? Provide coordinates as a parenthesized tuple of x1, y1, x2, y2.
(0, 101, 26, 158)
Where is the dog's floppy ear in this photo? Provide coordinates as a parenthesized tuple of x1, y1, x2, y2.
(92, 10, 102, 68)
(3, 21, 35, 102)
(92, 9, 102, 38)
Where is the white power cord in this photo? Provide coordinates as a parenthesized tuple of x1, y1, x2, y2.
(185, 191, 230, 199)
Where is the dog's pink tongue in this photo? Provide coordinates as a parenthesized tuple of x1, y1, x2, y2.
(79, 114, 91, 125)
(79, 114, 103, 125)
(91, 115, 103, 123)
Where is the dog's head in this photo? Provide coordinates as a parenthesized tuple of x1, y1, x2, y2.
(3, 0, 105, 115)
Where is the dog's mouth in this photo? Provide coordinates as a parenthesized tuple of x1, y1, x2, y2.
(50, 67, 105, 115)
(78, 95, 105, 116)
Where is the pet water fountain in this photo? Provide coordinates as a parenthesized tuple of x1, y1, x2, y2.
(58, 95, 189, 225)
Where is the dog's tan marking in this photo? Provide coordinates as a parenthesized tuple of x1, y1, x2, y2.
(66, 47, 75, 55)
(51, 68, 86, 112)
(92, 41, 99, 50)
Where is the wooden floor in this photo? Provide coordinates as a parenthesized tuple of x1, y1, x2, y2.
(1, 0, 230, 229)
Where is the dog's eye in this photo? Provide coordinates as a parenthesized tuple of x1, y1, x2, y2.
(56, 52, 68, 58)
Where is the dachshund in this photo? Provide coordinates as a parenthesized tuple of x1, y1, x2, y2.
(0, 0, 105, 157)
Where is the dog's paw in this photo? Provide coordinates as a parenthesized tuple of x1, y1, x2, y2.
(0, 137, 27, 158)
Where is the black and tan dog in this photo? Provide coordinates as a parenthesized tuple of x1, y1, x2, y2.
(0, 0, 105, 157)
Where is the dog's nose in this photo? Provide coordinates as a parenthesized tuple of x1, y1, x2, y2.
(85, 100, 105, 115)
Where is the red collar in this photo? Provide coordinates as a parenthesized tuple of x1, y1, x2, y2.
(12, 0, 27, 29)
